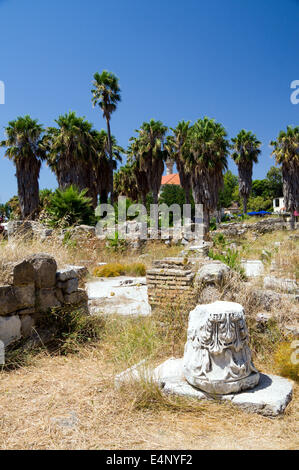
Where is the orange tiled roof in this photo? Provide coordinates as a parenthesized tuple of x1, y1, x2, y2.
(161, 173, 181, 185)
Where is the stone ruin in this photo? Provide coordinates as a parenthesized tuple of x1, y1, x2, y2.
(146, 258, 197, 308)
(116, 300, 293, 416)
(183, 301, 260, 394)
(146, 241, 231, 309)
(0, 253, 88, 348)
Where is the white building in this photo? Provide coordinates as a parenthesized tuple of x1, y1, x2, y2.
(273, 197, 285, 213)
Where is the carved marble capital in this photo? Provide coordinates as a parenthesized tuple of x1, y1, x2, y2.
(183, 301, 260, 394)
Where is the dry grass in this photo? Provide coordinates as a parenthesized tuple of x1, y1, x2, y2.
(0, 234, 182, 283)
(0, 228, 298, 449)
(93, 262, 146, 278)
(0, 344, 298, 450)
(238, 230, 298, 279)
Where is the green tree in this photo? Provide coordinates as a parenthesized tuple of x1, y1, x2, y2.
(45, 112, 98, 205)
(129, 119, 168, 205)
(46, 186, 94, 228)
(266, 166, 283, 198)
(247, 196, 272, 212)
(114, 163, 139, 202)
(166, 121, 192, 204)
(231, 130, 261, 214)
(218, 170, 239, 208)
(0, 116, 45, 219)
(93, 129, 123, 205)
(185, 117, 229, 235)
(92, 70, 121, 204)
(271, 126, 299, 229)
(0, 202, 11, 220)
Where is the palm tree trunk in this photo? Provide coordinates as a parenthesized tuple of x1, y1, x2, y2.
(141, 193, 147, 207)
(203, 207, 210, 240)
(152, 190, 159, 206)
(290, 211, 295, 230)
(243, 196, 248, 215)
(106, 118, 114, 205)
(16, 161, 40, 220)
(100, 190, 108, 204)
(185, 188, 191, 205)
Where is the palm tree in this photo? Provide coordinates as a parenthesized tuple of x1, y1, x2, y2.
(91, 70, 121, 204)
(44, 112, 98, 204)
(114, 163, 139, 202)
(231, 130, 261, 214)
(129, 119, 168, 205)
(166, 120, 192, 204)
(127, 148, 150, 206)
(271, 126, 299, 229)
(0, 115, 45, 219)
(93, 129, 123, 205)
(186, 117, 229, 236)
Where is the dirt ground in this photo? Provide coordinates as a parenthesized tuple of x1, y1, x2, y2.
(0, 347, 298, 450)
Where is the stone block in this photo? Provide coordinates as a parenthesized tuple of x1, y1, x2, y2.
(36, 288, 61, 313)
(64, 265, 88, 280)
(1, 260, 35, 286)
(195, 261, 230, 286)
(20, 315, 35, 338)
(0, 315, 21, 346)
(57, 278, 79, 294)
(55, 288, 64, 304)
(241, 260, 264, 278)
(0, 284, 35, 315)
(56, 268, 77, 282)
(264, 276, 298, 294)
(64, 288, 88, 306)
(27, 253, 57, 288)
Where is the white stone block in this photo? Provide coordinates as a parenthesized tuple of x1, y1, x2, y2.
(0, 315, 21, 346)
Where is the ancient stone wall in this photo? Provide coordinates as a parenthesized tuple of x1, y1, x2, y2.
(216, 217, 295, 237)
(0, 253, 88, 348)
(146, 258, 197, 308)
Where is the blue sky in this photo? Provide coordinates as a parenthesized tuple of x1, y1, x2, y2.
(0, 0, 298, 203)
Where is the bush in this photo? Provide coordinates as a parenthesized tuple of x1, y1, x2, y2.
(106, 231, 128, 253)
(213, 233, 227, 248)
(209, 247, 245, 277)
(46, 186, 94, 228)
(39, 306, 105, 355)
(93, 262, 146, 277)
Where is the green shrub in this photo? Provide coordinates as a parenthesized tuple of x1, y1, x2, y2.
(46, 186, 94, 228)
(213, 233, 227, 248)
(209, 247, 245, 277)
(106, 231, 128, 252)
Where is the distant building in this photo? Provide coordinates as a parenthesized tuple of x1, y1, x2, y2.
(273, 197, 285, 213)
(223, 202, 240, 215)
(161, 158, 181, 188)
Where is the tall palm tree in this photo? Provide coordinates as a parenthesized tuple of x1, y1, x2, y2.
(186, 117, 229, 236)
(93, 129, 123, 205)
(114, 163, 139, 202)
(166, 120, 192, 204)
(0, 115, 45, 219)
(129, 119, 168, 205)
(91, 70, 121, 204)
(231, 130, 261, 214)
(271, 126, 299, 229)
(44, 112, 98, 203)
(127, 147, 150, 206)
